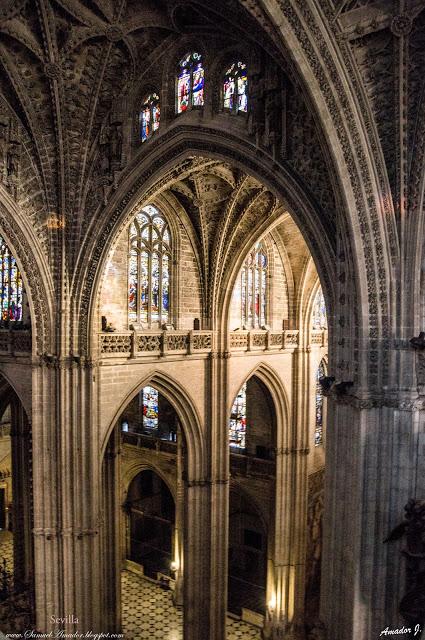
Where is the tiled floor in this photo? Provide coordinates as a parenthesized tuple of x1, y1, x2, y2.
(121, 570, 261, 640)
(0, 530, 13, 583)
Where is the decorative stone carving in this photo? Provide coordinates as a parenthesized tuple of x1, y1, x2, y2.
(138, 334, 161, 352)
(391, 14, 413, 37)
(252, 332, 267, 347)
(100, 334, 131, 354)
(166, 334, 188, 351)
(385, 500, 425, 630)
(192, 333, 212, 350)
(44, 61, 61, 80)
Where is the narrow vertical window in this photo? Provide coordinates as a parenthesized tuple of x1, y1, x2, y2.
(229, 382, 247, 450)
(128, 205, 171, 327)
(177, 52, 204, 113)
(315, 361, 326, 446)
(143, 386, 159, 431)
(140, 93, 160, 142)
(223, 61, 248, 113)
(0, 236, 23, 324)
(241, 242, 268, 328)
(312, 286, 327, 330)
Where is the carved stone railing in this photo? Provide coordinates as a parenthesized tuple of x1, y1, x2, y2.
(230, 452, 275, 478)
(229, 330, 299, 352)
(0, 329, 32, 355)
(99, 329, 212, 358)
(122, 431, 177, 455)
(310, 329, 328, 347)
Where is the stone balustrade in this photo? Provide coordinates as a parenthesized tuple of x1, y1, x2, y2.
(229, 329, 299, 351)
(99, 329, 212, 357)
(99, 328, 312, 358)
(310, 329, 328, 347)
(0, 329, 32, 355)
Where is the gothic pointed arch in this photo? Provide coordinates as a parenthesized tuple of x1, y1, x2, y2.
(0, 190, 54, 355)
(101, 370, 206, 483)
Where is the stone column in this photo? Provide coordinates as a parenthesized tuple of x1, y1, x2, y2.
(10, 395, 33, 591)
(101, 424, 122, 633)
(207, 351, 230, 640)
(32, 358, 103, 633)
(173, 424, 184, 607)
(263, 345, 309, 640)
(183, 480, 211, 640)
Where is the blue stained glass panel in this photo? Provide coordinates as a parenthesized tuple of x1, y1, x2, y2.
(223, 61, 248, 113)
(178, 69, 191, 113)
(0, 237, 23, 324)
(315, 361, 325, 447)
(312, 287, 327, 330)
(143, 386, 158, 430)
(128, 205, 171, 327)
(140, 93, 160, 142)
(229, 382, 247, 449)
(192, 64, 205, 106)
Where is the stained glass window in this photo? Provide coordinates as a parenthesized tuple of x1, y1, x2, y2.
(241, 242, 268, 328)
(312, 286, 327, 330)
(128, 205, 171, 327)
(229, 382, 247, 449)
(223, 61, 248, 113)
(177, 52, 204, 114)
(140, 93, 160, 142)
(143, 386, 159, 431)
(0, 236, 23, 324)
(315, 360, 326, 447)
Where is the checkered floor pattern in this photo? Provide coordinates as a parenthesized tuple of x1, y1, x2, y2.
(0, 530, 13, 578)
(121, 571, 261, 639)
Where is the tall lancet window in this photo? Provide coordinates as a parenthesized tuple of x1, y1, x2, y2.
(311, 286, 327, 330)
(142, 386, 159, 431)
(241, 242, 268, 328)
(128, 205, 171, 327)
(0, 236, 23, 324)
(315, 360, 326, 447)
(223, 61, 248, 113)
(229, 382, 247, 450)
(176, 52, 205, 113)
(140, 93, 160, 142)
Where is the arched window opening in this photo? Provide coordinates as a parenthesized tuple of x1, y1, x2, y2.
(315, 360, 326, 447)
(223, 61, 248, 113)
(128, 205, 171, 328)
(176, 52, 204, 113)
(125, 470, 175, 579)
(229, 377, 275, 460)
(229, 382, 247, 450)
(241, 242, 268, 329)
(140, 93, 160, 142)
(228, 490, 267, 617)
(0, 236, 23, 325)
(120, 385, 178, 443)
(311, 286, 327, 330)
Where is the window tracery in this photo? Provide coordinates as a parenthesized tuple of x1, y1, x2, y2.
(223, 61, 248, 113)
(311, 286, 327, 330)
(177, 52, 205, 113)
(0, 236, 23, 324)
(229, 382, 247, 450)
(140, 93, 160, 142)
(143, 386, 159, 431)
(315, 360, 326, 447)
(128, 205, 171, 327)
(241, 242, 268, 328)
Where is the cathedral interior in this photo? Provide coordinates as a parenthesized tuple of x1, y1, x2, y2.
(0, 0, 423, 639)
